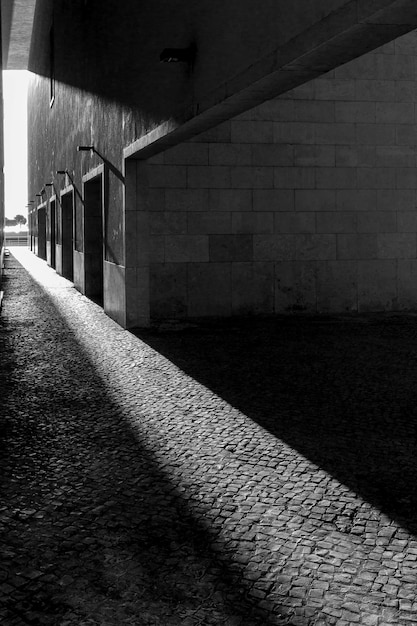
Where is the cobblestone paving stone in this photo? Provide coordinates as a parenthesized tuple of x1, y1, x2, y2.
(1, 248, 417, 625)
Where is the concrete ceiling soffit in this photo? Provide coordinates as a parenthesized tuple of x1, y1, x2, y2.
(2, 0, 37, 69)
(128, 0, 417, 160)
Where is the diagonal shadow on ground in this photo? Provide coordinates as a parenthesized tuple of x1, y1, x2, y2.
(137, 314, 417, 536)
(0, 257, 281, 626)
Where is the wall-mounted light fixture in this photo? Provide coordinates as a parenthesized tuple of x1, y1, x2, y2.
(77, 145, 95, 153)
(160, 45, 195, 63)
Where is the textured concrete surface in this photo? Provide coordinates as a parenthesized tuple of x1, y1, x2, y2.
(144, 31, 417, 322)
(1, 247, 417, 625)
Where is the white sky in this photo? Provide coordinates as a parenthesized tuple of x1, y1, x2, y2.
(3, 70, 28, 219)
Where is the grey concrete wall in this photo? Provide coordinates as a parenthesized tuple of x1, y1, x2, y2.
(27, 1, 417, 325)
(146, 31, 417, 319)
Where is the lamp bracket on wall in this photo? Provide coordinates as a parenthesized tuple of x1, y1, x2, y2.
(77, 145, 95, 154)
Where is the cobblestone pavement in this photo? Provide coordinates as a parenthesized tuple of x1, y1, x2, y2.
(1, 249, 417, 625)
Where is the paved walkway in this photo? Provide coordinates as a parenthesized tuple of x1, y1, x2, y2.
(1, 249, 417, 625)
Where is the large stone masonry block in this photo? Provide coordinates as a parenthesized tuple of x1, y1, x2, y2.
(254, 190, 294, 212)
(295, 234, 337, 261)
(275, 261, 317, 313)
(396, 168, 417, 189)
(357, 211, 397, 233)
(358, 260, 397, 312)
(188, 263, 232, 317)
(397, 259, 417, 310)
(149, 212, 187, 235)
(150, 236, 164, 263)
(337, 234, 378, 260)
(231, 262, 274, 315)
(357, 167, 396, 189)
(397, 211, 417, 232)
(375, 55, 415, 81)
(316, 168, 357, 189)
(231, 121, 273, 143)
(251, 144, 294, 167)
(147, 189, 166, 211)
(147, 165, 187, 188)
(232, 212, 273, 234)
(316, 212, 357, 234)
(376, 102, 415, 124)
(315, 123, 356, 145)
(209, 234, 253, 262)
(294, 145, 335, 167)
(395, 126, 417, 146)
(313, 78, 355, 101)
(247, 99, 296, 121)
(377, 233, 416, 259)
(355, 80, 396, 102)
(392, 80, 417, 103)
(208, 143, 252, 166)
(335, 146, 375, 168)
(316, 261, 358, 312)
(187, 212, 231, 234)
(166, 189, 209, 212)
(294, 101, 335, 123)
(150, 263, 187, 319)
(209, 189, 252, 212)
(336, 190, 376, 211)
(375, 146, 416, 168)
(231, 166, 273, 189)
(165, 235, 209, 263)
(275, 212, 316, 234)
(273, 122, 316, 145)
(334, 102, 376, 123)
(274, 167, 315, 189)
(356, 124, 396, 145)
(187, 166, 231, 189)
(376, 190, 415, 211)
(295, 190, 335, 212)
(254, 234, 295, 262)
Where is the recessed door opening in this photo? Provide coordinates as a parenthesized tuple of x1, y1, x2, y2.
(84, 175, 104, 306)
(37, 205, 46, 260)
(61, 191, 74, 281)
(49, 198, 56, 268)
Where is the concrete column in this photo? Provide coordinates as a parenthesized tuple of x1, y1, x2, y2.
(124, 159, 150, 328)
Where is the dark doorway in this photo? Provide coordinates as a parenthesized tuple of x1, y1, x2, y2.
(50, 198, 56, 269)
(37, 206, 47, 260)
(46, 199, 56, 268)
(61, 191, 74, 281)
(84, 175, 104, 305)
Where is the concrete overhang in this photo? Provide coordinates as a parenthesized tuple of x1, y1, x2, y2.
(125, 0, 417, 160)
(1, 0, 37, 69)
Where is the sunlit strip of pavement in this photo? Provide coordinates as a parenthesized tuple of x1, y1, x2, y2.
(4, 247, 417, 626)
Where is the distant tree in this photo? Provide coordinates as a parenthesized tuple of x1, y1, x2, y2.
(14, 214, 27, 228)
(5, 218, 17, 227)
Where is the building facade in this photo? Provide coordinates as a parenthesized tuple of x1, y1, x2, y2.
(25, 0, 417, 326)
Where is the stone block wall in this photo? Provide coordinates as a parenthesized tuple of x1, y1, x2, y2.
(145, 31, 417, 319)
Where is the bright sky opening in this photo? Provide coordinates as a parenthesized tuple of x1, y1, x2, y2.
(3, 70, 28, 220)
